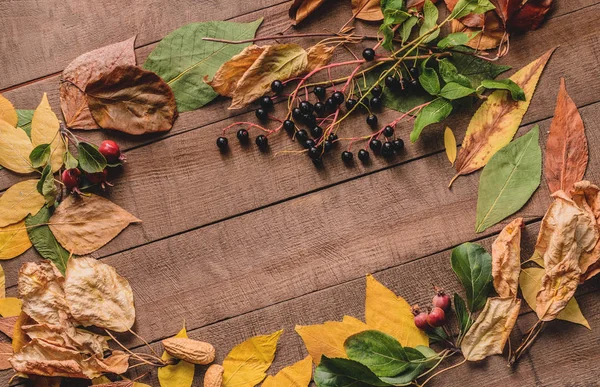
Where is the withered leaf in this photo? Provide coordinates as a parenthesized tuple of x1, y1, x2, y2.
(507, 0, 553, 33)
(206, 45, 266, 99)
(491, 217, 523, 298)
(490, 0, 521, 24)
(64, 257, 135, 332)
(408, 0, 438, 9)
(86, 65, 177, 135)
(306, 44, 335, 73)
(572, 182, 600, 281)
(461, 297, 521, 361)
(289, 0, 328, 25)
(451, 12, 505, 50)
(60, 37, 136, 129)
(0, 342, 12, 370)
(22, 324, 108, 355)
(0, 316, 18, 339)
(49, 194, 141, 255)
(352, 0, 383, 21)
(536, 255, 580, 321)
(544, 78, 588, 194)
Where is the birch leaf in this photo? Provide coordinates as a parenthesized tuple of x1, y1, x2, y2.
(0, 298, 22, 317)
(0, 118, 34, 174)
(0, 220, 32, 259)
(262, 355, 313, 387)
(461, 297, 521, 361)
(26, 207, 71, 275)
(352, 0, 383, 21)
(452, 49, 554, 184)
(223, 329, 282, 387)
(365, 274, 429, 348)
(475, 126, 541, 233)
(0, 180, 45, 228)
(444, 127, 457, 165)
(31, 94, 66, 172)
(0, 94, 17, 127)
(491, 217, 523, 298)
(158, 326, 194, 387)
(544, 78, 588, 193)
(49, 194, 141, 255)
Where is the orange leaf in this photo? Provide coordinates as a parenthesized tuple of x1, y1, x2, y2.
(289, 0, 328, 25)
(352, 0, 383, 21)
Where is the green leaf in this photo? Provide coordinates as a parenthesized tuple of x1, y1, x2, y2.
(411, 98, 453, 142)
(378, 349, 426, 386)
(77, 142, 106, 173)
(26, 207, 71, 274)
(63, 151, 78, 170)
(29, 144, 51, 168)
(476, 126, 541, 232)
(450, 242, 493, 313)
(400, 16, 419, 42)
(451, 0, 495, 19)
(413, 346, 438, 368)
(143, 19, 263, 112)
(419, 66, 440, 96)
(419, 0, 440, 43)
(314, 356, 390, 387)
(37, 165, 57, 207)
(437, 58, 472, 88)
(344, 330, 409, 377)
(439, 82, 475, 100)
(453, 293, 473, 336)
(16, 109, 34, 138)
(437, 32, 479, 49)
(381, 9, 411, 51)
(381, 0, 404, 11)
(480, 79, 526, 101)
(450, 51, 511, 88)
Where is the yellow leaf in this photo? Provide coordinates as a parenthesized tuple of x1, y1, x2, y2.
(12, 311, 30, 353)
(491, 217, 523, 298)
(0, 118, 33, 174)
(365, 274, 429, 348)
(223, 329, 283, 387)
(305, 44, 335, 73)
(0, 264, 4, 299)
(444, 126, 457, 165)
(262, 355, 312, 387)
(519, 267, 590, 329)
(0, 94, 18, 127)
(452, 48, 554, 185)
(0, 220, 32, 259)
(92, 376, 113, 384)
(351, 0, 383, 21)
(32, 93, 66, 172)
(0, 180, 45, 228)
(0, 297, 22, 317)
(158, 326, 195, 387)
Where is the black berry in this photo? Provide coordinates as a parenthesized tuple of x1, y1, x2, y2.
(325, 97, 337, 113)
(385, 76, 400, 90)
(283, 120, 295, 133)
(255, 135, 269, 150)
(216, 137, 228, 150)
(296, 129, 309, 142)
(311, 125, 324, 138)
(410, 78, 419, 89)
(381, 141, 394, 158)
(328, 133, 338, 142)
(304, 138, 316, 149)
(383, 125, 394, 137)
(292, 107, 303, 120)
(370, 97, 382, 110)
(303, 113, 317, 127)
(366, 114, 378, 127)
(369, 139, 382, 153)
(332, 91, 345, 105)
(271, 80, 284, 94)
(314, 86, 327, 99)
(409, 66, 419, 78)
(237, 129, 249, 143)
(401, 78, 411, 91)
(358, 149, 370, 162)
(260, 96, 273, 110)
(393, 138, 405, 151)
(308, 146, 322, 160)
(314, 102, 326, 116)
(255, 108, 268, 121)
(324, 140, 333, 152)
(345, 98, 358, 110)
(362, 48, 376, 61)
(300, 101, 314, 114)
(341, 151, 354, 163)
(371, 85, 382, 97)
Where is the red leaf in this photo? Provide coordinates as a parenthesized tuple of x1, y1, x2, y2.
(508, 0, 553, 32)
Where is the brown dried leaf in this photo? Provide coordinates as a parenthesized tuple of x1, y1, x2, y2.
(22, 324, 108, 355)
(544, 78, 588, 194)
(352, 0, 383, 21)
(12, 312, 33, 353)
(507, 0, 553, 33)
(451, 12, 505, 50)
(161, 337, 215, 365)
(461, 297, 521, 361)
(49, 194, 141, 255)
(306, 44, 335, 73)
(0, 316, 18, 339)
(536, 255, 580, 321)
(206, 45, 267, 98)
(64, 257, 135, 332)
(492, 217, 523, 298)
(490, 0, 521, 24)
(86, 65, 177, 135)
(60, 37, 136, 129)
(0, 342, 12, 370)
(570, 182, 600, 281)
(289, 0, 328, 25)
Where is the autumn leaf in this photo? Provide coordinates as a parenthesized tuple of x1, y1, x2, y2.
(0, 265, 4, 299)
(49, 194, 141, 255)
(0, 220, 32, 259)
(507, 0, 553, 33)
(0, 118, 34, 174)
(31, 94, 66, 172)
(536, 255, 580, 321)
(451, 12, 505, 50)
(295, 316, 368, 364)
(26, 207, 71, 275)
(444, 127, 457, 165)
(461, 297, 521, 361)
(0, 94, 17, 127)
(289, 0, 328, 25)
(491, 218, 523, 298)
(306, 44, 335, 73)
(352, 0, 383, 21)
(262, 355, 313, 387)
(0, 180, 45, 228)
(365, 274, 429, 348)
(451, 49, 554, 184)
(222, 329, 282, 387)
(0, 342, 12, 370)
(544, 78, 588, 194)
(0, 316, 17, 338)
(158, 326, 195, 387)
(12, 312, 31, 353)
(86, 65, 177, 135)
(0, 298, 23, 317)
(60, 36, 136, 129)
(571, 182, 600, 281)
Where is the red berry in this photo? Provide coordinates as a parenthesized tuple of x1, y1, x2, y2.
(99, 140, 121, 163)
(414, 312, 430, 331)
(62, 169, 81, 191)
(427, 307, 446, 328)
(432, 287, 451, 312)
(87, 169, 108, 184)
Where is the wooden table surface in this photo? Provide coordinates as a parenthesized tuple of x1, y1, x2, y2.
(1, 0, 600, 386)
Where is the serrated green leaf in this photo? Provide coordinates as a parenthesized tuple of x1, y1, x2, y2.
(29, 144, 51, 168)
(26, 207, 71, 274)
(451, 242, 493, 313)
(476, 126, 541, 233)
(450, 52, 511, 88)
(77, 142, 106, 173)
(143, 19, 263, 112)
(451, 0, 496, 19)
(344, 330, 409, 377)
(314, 356, 390, 387)
(16, 109, 34, 138)
(411, 98, 453, 142)
(63, 151, 78, 170)
(419, 0, 440, 42)
(480, 79, 526, 101)
(419, 66, 440, 96)
(437, 58, 472, 88)
(439, 82, 475, 100)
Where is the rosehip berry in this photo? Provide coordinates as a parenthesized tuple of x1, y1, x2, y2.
(371, 85, 382, 97)
(87, 169, 108, 184)
(237, 129, 250, 144)
(357, 149, 370, 162)
(216, 137, 228, 150)
(255, 108, 268, 121)
(98, 140, 121, 163)
(383, 126, 394, 138)
(311, 125, 324, 138)
(300, 101, 314, 114)
(414, 312, 430, 331)
(314, 86, 327, 99)
(432, 288, 452, 312)
(345, 98, 358, 110)
(332, 91, 345, 105)
(341, 151, 353, 164)
(362, 48, 376, 61)
(259, 96, 273, 110)
(366, 114, 378, 128)
(427, 307, 446, 328)
(255, 135, 268, 151)
(271, 80, 284, 94)
(62, 169, 81, 191)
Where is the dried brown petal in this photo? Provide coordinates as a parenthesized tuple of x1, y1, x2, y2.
(204, 364, 224, 387)
(492, 218, 523, 298)
(351, 0, 383, 21)
(162, 337, 215, 365)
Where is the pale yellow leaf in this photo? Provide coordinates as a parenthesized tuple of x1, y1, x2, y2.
(536, 256, 581, 321)
(365, 274, 429, 348)
(491, 217, 523, 298)
(519, 267, 590, 329)
(0, 94, 18, 127)
(223, 329, 283, 387)
(461, 297, 521, 361)
(18, 261, 69, 326)
(0, 118, 34, 174)
(31, 93, 66, 172)
(305, 44, 334, 73)
(0, 220, 32, 259)
(295, 316, 368, 365)
(92, 376, 113, 384)
(262, 355, 312, 387)
(158, 326, 195, 387)
(0, 180, 45, 228)
(0, 297, 22, 317)
(444, 126, 457, 165)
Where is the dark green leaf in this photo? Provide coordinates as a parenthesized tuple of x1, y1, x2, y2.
(450, 52, 511, 88)
(454, 293, 473, 336)
(450, 0, 495, 19)
(400, 16, 419, 42)
(450, 242, 493, 313)
(379, 355, 425, 386)
(29, 144, 51, 168)
(37, 165, 57, 207)
(16, 109, 34, 138)
(437, 32, 478, 49)
(480, 79, 526, 101)
(439, 82, 475, 100)
(476, 126, 541, 232)
(419, 0, 440, 42)
(344, 330, 409, 377)
(381, 9, 411, 51)
(437, 58, 472, 88)
(143, 19, 263, 112)
(314, 356, 390, 387)
(63, 151, 78, 170)
(426, 327, 448, 344)
(26, 207, 71, 274)
(419, 66, 440, 96)
(381, 0, 405, 11)
(77, 142, 106, 173)
(411, 98, 453, 142)
(413, 346, 438, 368)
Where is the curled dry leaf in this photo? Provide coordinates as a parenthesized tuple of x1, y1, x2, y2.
(158, 326, 195, 387)
(262, 355, 313, 387)
(161, 337, 215, 365)
(451, 12, 505, 50)
(461, 297, 521, 361)
(22, 324, 108, 355)
(452, 49, 554, 183)
(352, 0, 383, 21)
(0, 180, 45, 228)
(204, 364, 224, 387)
(0, 220, 32, 260)
(31, 94, 66, 172)
(536, 256, 580, 321)
(86, 65, 178, 135)
(572, 182, 600, 281)
(60, 37, 136, 129)
(49, 193, 141, 255)
(491, 217, 523, 298)
(289, 0, 328, 25)
(544, 78, 588, 194)
(0, 94, 18, 127)
(64, 257, 135, 332)
(0, 118, 34, 174)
